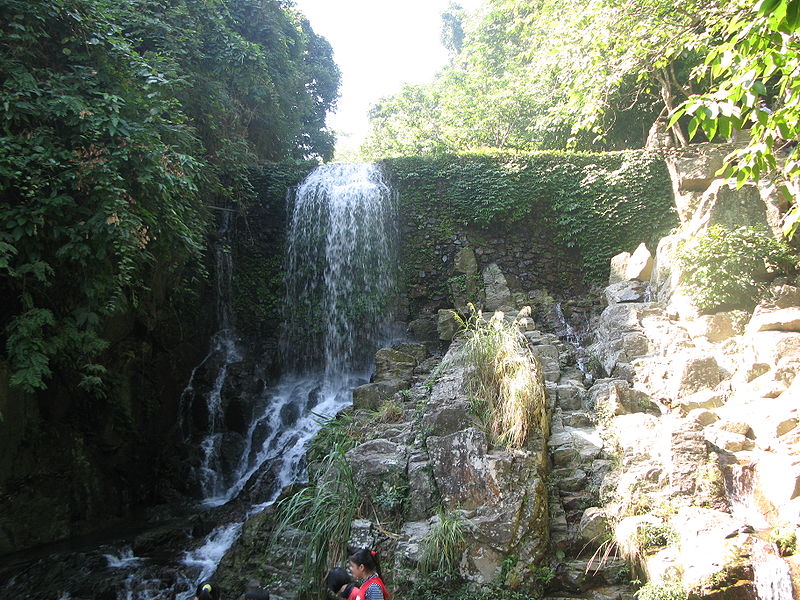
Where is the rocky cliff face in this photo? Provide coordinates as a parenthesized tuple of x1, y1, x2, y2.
(215, 143, 800, 599)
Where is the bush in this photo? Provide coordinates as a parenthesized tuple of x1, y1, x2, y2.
(635, 581, 686, 600)
(449, 309, 547, 449)
(676, 225, 796, 313)
(419, 511, 467, 575)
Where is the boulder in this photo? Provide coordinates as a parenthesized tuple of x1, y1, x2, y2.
(749, 331, 800, 365)
(626, 243, 654, 281)
(352, 380, 407, 410)
(374, 348, 416, 383)
(482, 263, 513, 311)
(685, 313, 741, 342)
(346, 439, 407, 499)
(453, 247, 478, 275)
(609, 251, 632, 284)
(671, 355, 722, 399)
(589, 379, 660, 416)
(437, 309, 462, 341)
(605, 280, 649, 304)
(747, 307, 800, 333)
(408, 317, 438, 342)
(577, 507, 610, 549)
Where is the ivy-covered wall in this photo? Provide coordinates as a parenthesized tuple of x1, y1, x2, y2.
(381, 150, 677, 316)
(242, 149, 676, 328)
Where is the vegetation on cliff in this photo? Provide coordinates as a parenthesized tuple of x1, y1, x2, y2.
(0, 0, 339, 396)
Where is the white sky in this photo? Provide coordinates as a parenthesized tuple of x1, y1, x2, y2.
(292, 0, 484, 153)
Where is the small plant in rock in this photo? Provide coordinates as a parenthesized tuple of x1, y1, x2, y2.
(676, 224, 797, 313)
(636, 523, 678, 552)
(374, 479, 409, 514)
(771, 527, 797, 556)
(635, 581, 686, 600)
(307, 410, 362, 463)
(271, 440, 359, 596)
(419, 510, 467, 575)
(370, 399, 405, 424)
(447, 307, 547, 449)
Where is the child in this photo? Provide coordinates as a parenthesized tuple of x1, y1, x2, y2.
(348, 549, 390, 600)
(195, 582, 221, 600)
(325, 566, 362, 600)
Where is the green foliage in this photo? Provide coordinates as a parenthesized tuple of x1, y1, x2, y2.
(307, 410, 362, 464)
(385, 150, 676, 285)
(636, 523, 678, 552)
(635, 581, 686, 600)
(361, 0, 707, 157)
(419, 510, 467, 575)
(667, 0, 800, 237)
(447, 309, 546, 449)
(771, 526, 797, 556)
(0, 0, 339, 398)
(676, 225, 796, 312)
(272, 440, 358, 599)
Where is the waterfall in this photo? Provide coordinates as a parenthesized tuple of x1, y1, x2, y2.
(0, 164, 399, 600)
(724, 461, 794, 600)
(177, 210, 243, 500)
(282, 162, 397, 379)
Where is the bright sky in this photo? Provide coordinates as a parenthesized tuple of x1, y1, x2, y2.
(292, 0, 484, 154)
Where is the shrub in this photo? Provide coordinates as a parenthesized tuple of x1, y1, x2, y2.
(271, 440, 359, 596)
(450, 309, 547, 449)
(771, 527, 797, 556)
(676, 225, 796, 313)
(635, 581, 686, 600)
(419, 511, 467, 575)
(636, 523, 678, 552)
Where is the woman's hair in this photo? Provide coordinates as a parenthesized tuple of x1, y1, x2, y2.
(325, 567, 353, 593)
(244, 588, 270, 600)
(196, 582, 221, 600)
(349, 548, 381, 576)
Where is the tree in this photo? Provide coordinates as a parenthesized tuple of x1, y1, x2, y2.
(668, 0, 800, 237)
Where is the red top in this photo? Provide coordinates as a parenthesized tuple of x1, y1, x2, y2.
(347, 585, 363, 600)
(361, 575, 390, 600)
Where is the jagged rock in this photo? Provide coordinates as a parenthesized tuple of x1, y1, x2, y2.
(674, 389, 727, 414)
(453, 247, 478, 275)
(577, 507, 610, 549)
(352, 380, 406, 410)
(705, 429, 755, 453)
(776, 418, 798, 437)
(605, 280, 648, 304)
(409, 317, 438, 342)
(587, 303, 662, 375)
(437, 309, 462, 341)
(685, 313, 741, 342)
(627, 243, 654, 282)
(748, 331, 800, 365)
(346, 439, 407, 500)
(422, 399, 471, 437)
(393, 343, 428, 363)
(717, 421, 754, 439)
(684, 180, 777, 239)
(747, 307, 800, 333)
(394, 520, 431, 567)
(482, 263, 513, 311)
(374, 348, 416, 382)
(349, 518, 377, 551)
(528, 344, 561, 382)
(589, 379, 660, 416)
(556, 381, 586, 411)
(772, 284, 800, 308)
(609, 251, 632, 285)
(407, 462, 437, 521)
(687, 409, 720, 427)
(670, 421, 709, 496)
(671, 355, 722, 399)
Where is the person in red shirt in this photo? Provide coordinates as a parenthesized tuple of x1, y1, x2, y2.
(325, 566, 362, 600)
(348, 549, 390, 600)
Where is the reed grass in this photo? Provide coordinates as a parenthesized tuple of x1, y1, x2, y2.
(449, 308, 546, 449)
(419, 510, 467, 575)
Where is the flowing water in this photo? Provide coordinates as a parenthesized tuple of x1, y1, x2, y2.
(0, 163, 398, 600)
(724, 461, 794, 600)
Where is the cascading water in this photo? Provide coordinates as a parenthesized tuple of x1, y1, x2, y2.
(0, 164, 398, 600)
(724, 461, 794, 600)
(552, 302, 592, 382)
